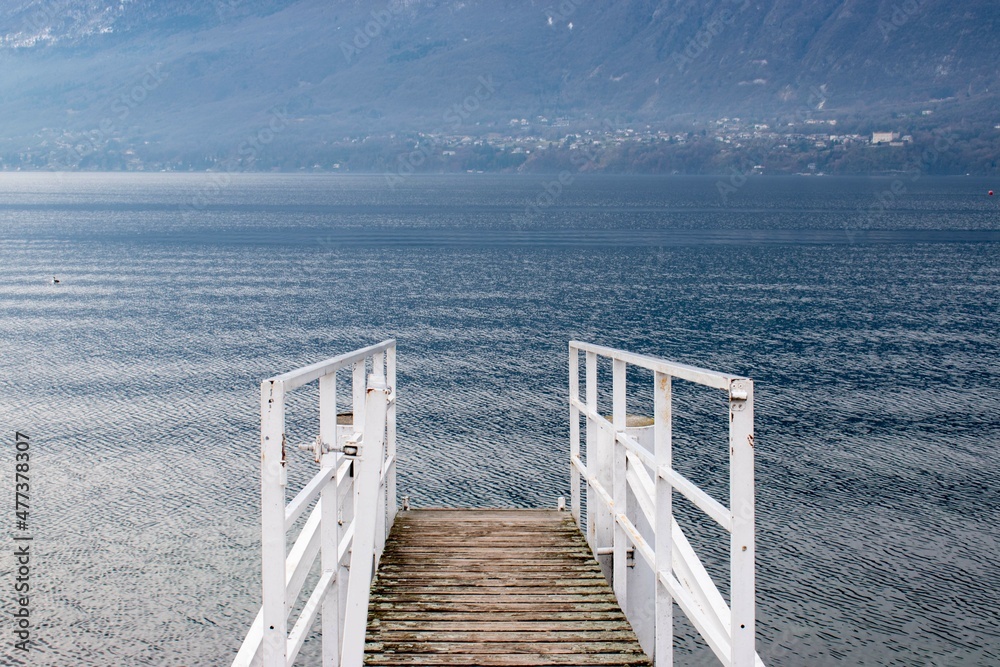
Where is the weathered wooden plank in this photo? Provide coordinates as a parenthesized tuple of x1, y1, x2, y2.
(379, 556, 596, 562)
(386, 542, 585, 549)
(391, 530, 581, 535)
(375, 572, 604, 580)
(394, 532, 585, 536)
(371, 602, 623, 612)
(375, 573, 606, 582)
(376, 559, 597, 568)
(386, 535, 590, 545)
(375, 581, 612, 590)
(375, 564, 598, 573)
(366, 510, 650, 667)
(364, 654, 650, 666)
(392, 519, 578, 526)
(376, 572, 605, 580)
(376, 564, 603, 573)
(379, 572, 604, 592)
(376, 581, 610, 589)
(395, 514, 576, 520)
(389, 527, 582, 533)
(372, 593, 618, 604)
(380, 552, 593, 559)
(367, 642, 646, 655)
(392, 523, 581, 529)
(388, 537, 582, 544)
(381, 578, 605, 595)
(389, 531, 582, 537)
(378, 552, 595, 560)
(385, 548, 591, 555)
(368, 621, 635, 632)
(368, 631, 640, 643)
(395, 519, 571, 527)
(391, 527, 581, 532)
(370, 611, 629, 622)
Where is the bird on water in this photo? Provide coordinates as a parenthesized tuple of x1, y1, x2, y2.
(51, 276, 60, 284)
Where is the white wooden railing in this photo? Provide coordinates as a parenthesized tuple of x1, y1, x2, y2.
(233, 340, 397, 667)
(569, 341, 763, 667)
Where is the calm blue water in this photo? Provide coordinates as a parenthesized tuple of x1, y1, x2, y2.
(0, 173, 997, 666)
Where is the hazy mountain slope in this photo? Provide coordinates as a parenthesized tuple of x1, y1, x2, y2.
(0, 0, 996, 164)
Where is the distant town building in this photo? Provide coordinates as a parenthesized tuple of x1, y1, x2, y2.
(871, 132, 900, 145)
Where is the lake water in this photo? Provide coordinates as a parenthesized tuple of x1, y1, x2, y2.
(0, 173, 997, 666)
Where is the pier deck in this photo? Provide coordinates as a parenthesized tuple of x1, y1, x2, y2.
(365, 509, 650, 666)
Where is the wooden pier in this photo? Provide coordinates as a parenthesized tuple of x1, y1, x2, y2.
(233, 340, 762, 667)
(366, 509, 650, 666)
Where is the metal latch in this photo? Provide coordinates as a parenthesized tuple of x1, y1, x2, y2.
(299, 433, 363, 463)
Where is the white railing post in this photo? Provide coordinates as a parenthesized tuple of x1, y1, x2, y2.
(585, 351, 599, 551)
(611, 358, 628, 609)
(338, 465, 353, 651)
(729, 379, 755, 667)
(372, 354, 388, 564)
(351, 359, 367, 582)
(653, 371, 673, 666)
(340, 373, 390, 667)
(260, 379, 288, 667)
(569, 345, 581, 527)
(386, 345, 397, 526)
(353, 361, 367, 436)
(319, 372, 341, 667)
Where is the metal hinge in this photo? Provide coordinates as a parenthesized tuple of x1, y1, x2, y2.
(730, 380, 749, 411)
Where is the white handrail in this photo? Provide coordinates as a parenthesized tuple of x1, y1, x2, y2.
(266, 339, 395, 391)
(570, 340, 739, 390)
(569, 341, 762, 667)
(233, 341, 397, 667)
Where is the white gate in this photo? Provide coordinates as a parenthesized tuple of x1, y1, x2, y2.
(569, 341, 764, 667)
(233, 340, 397, 667)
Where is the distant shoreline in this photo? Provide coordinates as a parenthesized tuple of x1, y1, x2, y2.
(0, 170, 995, 179)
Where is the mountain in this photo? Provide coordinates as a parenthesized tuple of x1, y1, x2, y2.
(0, 0, 998, 171)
